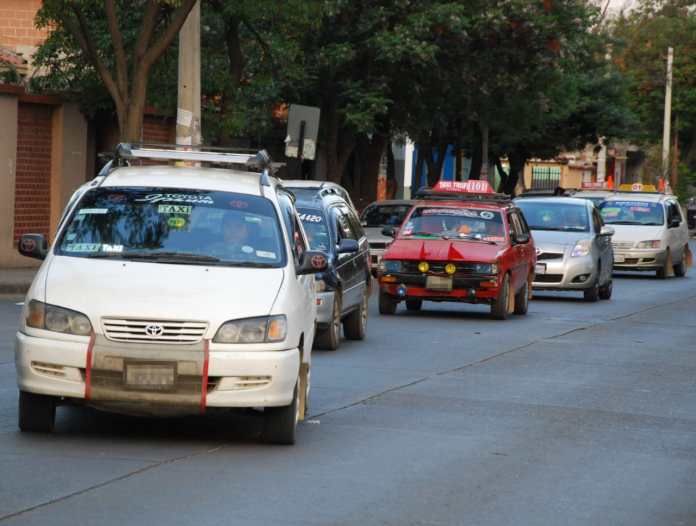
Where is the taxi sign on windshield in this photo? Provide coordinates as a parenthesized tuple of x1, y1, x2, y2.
(432, 180, 494, 194)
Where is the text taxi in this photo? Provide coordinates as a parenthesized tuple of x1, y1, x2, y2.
(377, 181, 536, 319)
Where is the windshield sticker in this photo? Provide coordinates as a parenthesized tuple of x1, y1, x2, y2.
(299, 213, 323, 223)
(242, 245, 254, 254)
(229, 199, 249, 209)
(107, 194, 127, 203)
(66, 233, 77, 241)
(136, 193, 214, 205)
(609, 201, 657, 208)
(102, 244, 123, 253)
(168, 217, 188, 229)
(158, 204, 192, 215)
(256, 250, 276, 259)
(65, 243, 101, 253)
(77, 208, 108, 215)
(421, 208, 496, 219)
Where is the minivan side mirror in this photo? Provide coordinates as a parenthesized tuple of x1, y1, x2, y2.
(297, 250, 329, 275)
(513, 232, 530, 244)
(600, 225, 614, 237)
(18, 234, 48, 260)
(381, 227, 397, 238)
(337, 239, 359, 254)
(669, 217, 681, 228)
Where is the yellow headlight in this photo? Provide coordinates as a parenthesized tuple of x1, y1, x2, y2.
(418, 261, 430, 273)
(445, 263, 457, 275)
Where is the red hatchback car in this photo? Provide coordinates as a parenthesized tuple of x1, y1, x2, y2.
(378, 181, 536, 319)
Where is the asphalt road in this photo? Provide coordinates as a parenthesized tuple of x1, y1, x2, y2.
(2, 254, 696, 525)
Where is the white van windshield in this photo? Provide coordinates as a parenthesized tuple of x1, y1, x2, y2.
(55, 188, 286, 267)
(599, 200, 664, 226)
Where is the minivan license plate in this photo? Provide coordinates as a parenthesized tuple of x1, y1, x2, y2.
(125, 363, 176, 390)
(426, 276, 453, 291)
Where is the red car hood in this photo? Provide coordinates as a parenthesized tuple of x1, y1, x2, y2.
(384, 238, 503, 263)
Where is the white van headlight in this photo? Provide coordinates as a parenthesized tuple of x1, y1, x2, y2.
(25, 300, 92, 336)
(636, 240, 661, 249)
(214, 315, 287, 343)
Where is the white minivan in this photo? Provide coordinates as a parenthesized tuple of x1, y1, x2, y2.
(15, 145, 328, 444)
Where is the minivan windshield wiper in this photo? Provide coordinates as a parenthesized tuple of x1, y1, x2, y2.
(120, 251, 222, 263)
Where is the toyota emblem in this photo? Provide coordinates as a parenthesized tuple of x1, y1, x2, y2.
(144, 323, 164, 337)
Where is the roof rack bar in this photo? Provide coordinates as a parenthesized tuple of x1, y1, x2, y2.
(116, 143, 258, 166)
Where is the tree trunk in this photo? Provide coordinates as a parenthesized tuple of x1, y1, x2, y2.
(358, 134, 387, 204)
(386, 141, 397, 199)
(480, 121, 489, 180)
(469, 127, 482, 180)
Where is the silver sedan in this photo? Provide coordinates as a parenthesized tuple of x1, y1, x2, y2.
(514, 197, 615, 302)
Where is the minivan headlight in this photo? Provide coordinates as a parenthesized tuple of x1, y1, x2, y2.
(571, 239, 592, 257)
(636, 240, 661, 249)
(214, 315, 287, 343)
(25, 300, 92, 336)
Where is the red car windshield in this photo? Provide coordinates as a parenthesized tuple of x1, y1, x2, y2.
(400, 206, 506, 243)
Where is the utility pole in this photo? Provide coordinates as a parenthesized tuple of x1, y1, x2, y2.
(176, 0, 201, 147)
(661, 46, 673, 181)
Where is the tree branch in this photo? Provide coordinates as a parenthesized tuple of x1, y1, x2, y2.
(66, 7, 122, 115)
(103, 0, 128, 100)
(133, 0, 159, 63)
(141, 0, 197, 71)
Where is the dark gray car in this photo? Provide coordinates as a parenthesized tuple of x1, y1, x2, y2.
(287, 185, 371, 351)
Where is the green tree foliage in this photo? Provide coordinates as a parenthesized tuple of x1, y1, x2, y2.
(611, 0, 696, 170)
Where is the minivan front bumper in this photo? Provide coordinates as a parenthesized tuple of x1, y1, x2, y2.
(612, 249, 667, 271)
(15, 331, 299, 412)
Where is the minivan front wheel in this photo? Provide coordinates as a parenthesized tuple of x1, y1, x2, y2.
(343, 289, 368, 340)
(315, 294, 341, 351)
(18, 391, 56, 433)
(262, 385, 298, 445)
(674, 247, 688, 277)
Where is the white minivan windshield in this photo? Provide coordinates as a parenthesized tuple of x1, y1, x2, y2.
(55, 187, 287, 267)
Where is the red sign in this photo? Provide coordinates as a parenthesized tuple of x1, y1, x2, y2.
(433, 180, 494, 194)
(581, 182, 607, 190)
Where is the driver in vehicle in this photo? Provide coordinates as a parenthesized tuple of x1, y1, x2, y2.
(209, 212, 257, 258)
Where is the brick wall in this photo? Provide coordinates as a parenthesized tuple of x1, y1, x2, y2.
(143, 115, 175, 144)
(0, 0, 46, 48)
(14, 102, 52, 242)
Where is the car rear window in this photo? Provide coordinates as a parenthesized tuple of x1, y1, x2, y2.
(361, 204, 411, 227)
(297, 208, 331, 251)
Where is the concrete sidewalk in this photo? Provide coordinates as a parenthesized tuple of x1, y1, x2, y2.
(0, 267, 37, 294)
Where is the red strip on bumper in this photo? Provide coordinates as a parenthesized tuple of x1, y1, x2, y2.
(84, 332, 96, 400)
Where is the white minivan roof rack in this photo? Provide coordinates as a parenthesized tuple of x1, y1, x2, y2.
(115, 143, 271, 169)
(110, 143, 275, 190)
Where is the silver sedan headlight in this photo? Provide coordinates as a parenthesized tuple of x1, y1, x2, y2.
(571, 239, 592, 257)
(214, 315, 287, 344)
(25, 300, 92, 336)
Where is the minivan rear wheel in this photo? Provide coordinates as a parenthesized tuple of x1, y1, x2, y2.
(18, 391, 56, 433)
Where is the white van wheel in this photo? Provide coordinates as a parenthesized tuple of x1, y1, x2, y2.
(262, 385, 298, 445)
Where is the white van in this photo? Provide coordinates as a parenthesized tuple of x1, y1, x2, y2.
(15, 145, 328, 444)
(599, 192, 691, 278)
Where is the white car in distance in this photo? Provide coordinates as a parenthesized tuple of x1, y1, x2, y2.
(15, 145, 328, 445)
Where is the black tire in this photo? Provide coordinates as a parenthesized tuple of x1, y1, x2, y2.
(490, 274, 511, 320)
(262, 385, 298, 445)
(513, 280, 529, 315)
(583, 279, 600, 302)
(657, 250, 672, 279)
(405, 299, 422, 311)
(314, 294, 341, 351)
(379, 290, 398, 315)
(18, 391, 56, 433)
(674, 248, 688, 277)
(343, 289, 368, 340)
(599, 280, 613, 300)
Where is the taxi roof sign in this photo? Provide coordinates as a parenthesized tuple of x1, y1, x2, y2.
(618, 183, 658, 193)
(433, 180, 494, 194)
